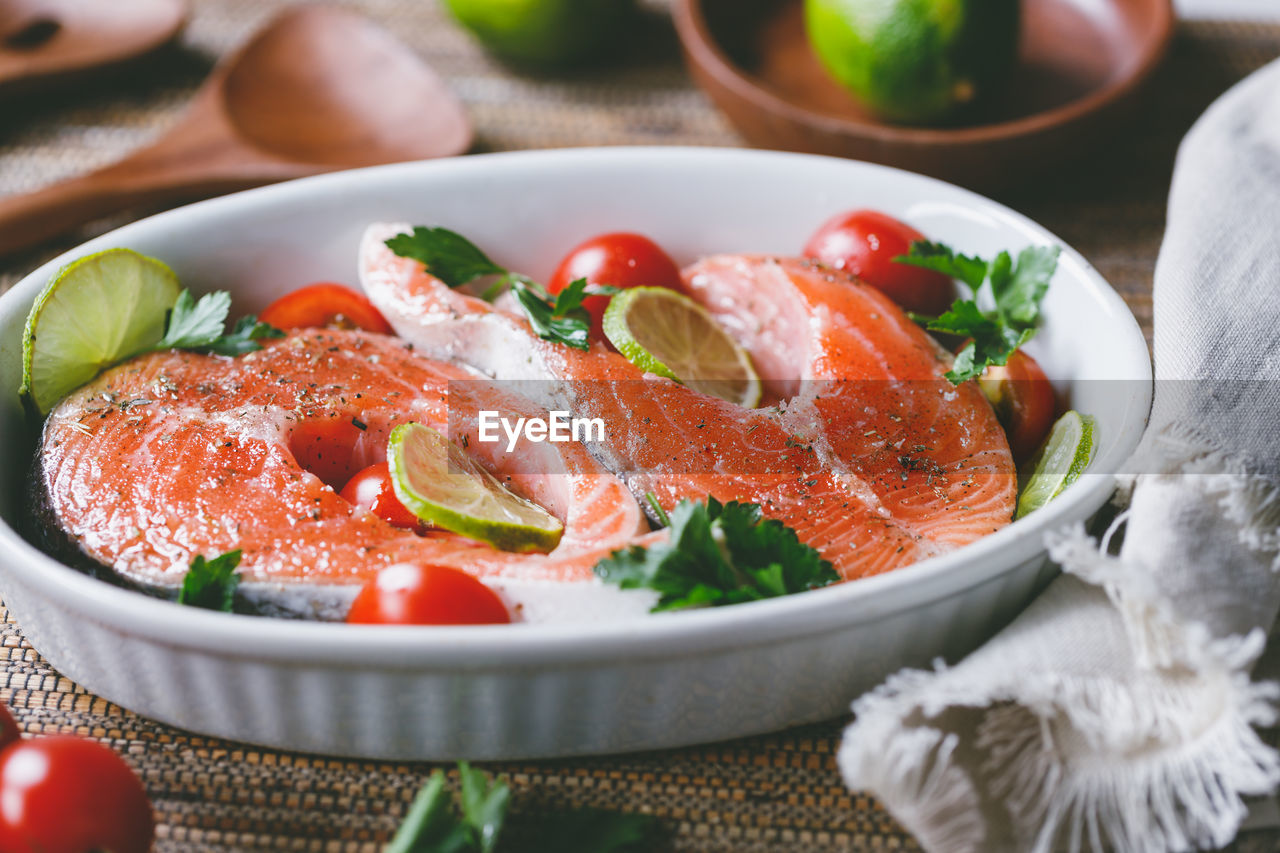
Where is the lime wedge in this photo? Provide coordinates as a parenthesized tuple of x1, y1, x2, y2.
(1015, 410, 1097, 519)
(388, 422, 564, 553)
(20, 248, 181, 415)
(602, 287, 762, 407)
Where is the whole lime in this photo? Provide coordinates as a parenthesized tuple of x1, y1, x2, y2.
(442, 0, 638, 67)
(804, 0, 1020, 125)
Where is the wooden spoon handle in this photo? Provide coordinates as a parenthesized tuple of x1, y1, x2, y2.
(0, 168, 183, 257)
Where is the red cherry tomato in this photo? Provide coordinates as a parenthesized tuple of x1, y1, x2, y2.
(346, 563, 511, 626)
(340, 462, 421, 531)
(548, 232, 683, 341)
(978, 349, 1056, 462)
(0, 705, 19, 754)
(259, 283, 393, 334)
(0, 736, 154, 853)
(289, 418, 367, 491)
(803, 210, 954, 316)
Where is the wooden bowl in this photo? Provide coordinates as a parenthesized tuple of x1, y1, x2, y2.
(672, 0, 1174, 192)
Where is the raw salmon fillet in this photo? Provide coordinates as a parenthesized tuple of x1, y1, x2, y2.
(360, 225, 1016, 580)
(35, 330, 648, 618)
(37, 225, 1017, 620)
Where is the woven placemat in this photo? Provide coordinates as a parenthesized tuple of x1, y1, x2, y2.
(2, 2, 1280, 850)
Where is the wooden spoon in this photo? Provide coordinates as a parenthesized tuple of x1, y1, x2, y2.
(0, 0, 187, 96)
(0, 5, 473, 256)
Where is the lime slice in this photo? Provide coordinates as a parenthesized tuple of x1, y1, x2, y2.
(602, 287, 762, 408)
(388, 422, 564, 553)
(1015, 410, 1097, 519)
(20, 248, 181, 415)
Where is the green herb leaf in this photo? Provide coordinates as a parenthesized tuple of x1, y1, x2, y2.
(594, 498, 838, 611)
(894, 241, 989, 291)
(894, 241, 1058, 384)
(457, 762, 510, 853)
(385, 771, 476, 853)
(151, 289, 282, 357)
(511, 278, 616, 352)
(155, 290, 232, 350)
(991, 245, 1059, 326)
(384, 227, 507, 289)
(388, 765, 657, 853)
(178, 549, 241, 612)
(203, 314, 285, 356)
(534, 809, 660, 853)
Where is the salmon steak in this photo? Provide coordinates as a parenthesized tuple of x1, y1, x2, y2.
(32, 224, 1017, 622)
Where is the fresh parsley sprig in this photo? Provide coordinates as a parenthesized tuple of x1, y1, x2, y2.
(594, 498, 838, 611)
(386, 763, 658, 853)
(384, 227, 616, 351)
(512, 276, 618, 352)
(177, 549, 241, 612)
(152, 290, 283, 356)
(895, 241, 1059, 384)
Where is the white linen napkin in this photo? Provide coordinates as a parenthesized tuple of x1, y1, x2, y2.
(837, 58, 1280, 853)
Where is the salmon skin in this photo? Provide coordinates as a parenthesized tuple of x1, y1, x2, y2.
(34, 330, 649, 619)
(361, 225, 1016, 581)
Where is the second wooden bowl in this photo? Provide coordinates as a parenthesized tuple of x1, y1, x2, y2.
(672, 0, 1174, 192)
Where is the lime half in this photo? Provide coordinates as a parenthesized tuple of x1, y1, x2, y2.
(602, 287, 761, 408)
(20, 248, 180, 415)
(1015, 410, 1097, 519)
(388, 422, 564, 553)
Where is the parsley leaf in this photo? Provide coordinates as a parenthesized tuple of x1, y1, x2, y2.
(894, 241, 1060, 384)
(534, 809, 659, 852)
(155, 290, 230, 350)
(178, 549, 241, 612)
(152, 290, 283, 356)
(386, 763, 656, 853)
(594, 498, 838, 611)
(511, 277, 618, 352)
(203, 314, 286, 356)
(894, 240, 989, 290)
(384, 227, 507, 288)
(991, 245, 1059, 326)
(385, 770, 476, 853)
(457, 762, 510, 853)
(385, 227, 616, 351)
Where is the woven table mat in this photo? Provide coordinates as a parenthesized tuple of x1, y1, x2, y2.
(2, 3, 1280, 851)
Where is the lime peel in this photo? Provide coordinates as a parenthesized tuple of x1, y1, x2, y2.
(602, 287, 762, 408)
(21, 248, 181, 415)
(1015, 410, 1097, 519)
(388, 422, 564, 553)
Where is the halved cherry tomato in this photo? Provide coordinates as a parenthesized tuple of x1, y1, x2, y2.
(0, 735, 154, 853)
(259, 283, 394, 334)
(803, 210, 954, 316)
(346, 563, 511, 625)
(289, 417, 367, 491)
(978, 349, 1056, 462)
(548, 232, 682, 341)
(340, 462, 421, 531)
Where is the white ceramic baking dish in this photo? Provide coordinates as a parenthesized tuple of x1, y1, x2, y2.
(0, 148, 1151, 760)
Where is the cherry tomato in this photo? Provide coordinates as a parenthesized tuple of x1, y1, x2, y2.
(290, 418, 367, 491)
(340, 462, 421, 530)
(0, 705, 19, 754)
(978, 349, 1056, 462)
(259, 283, 394, 334)
(548, 232, 683, 341)
(347, 563, 511, 626)
(0, 736, 154, 853)
(803, 210, 954, 316)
